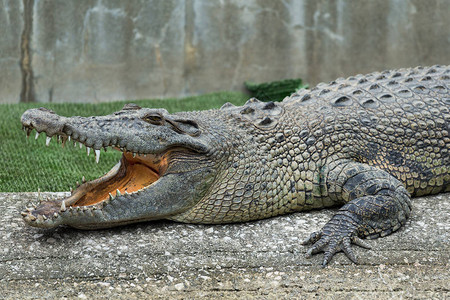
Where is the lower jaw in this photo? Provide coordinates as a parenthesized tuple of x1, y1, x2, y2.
(22, 152, 165, 227)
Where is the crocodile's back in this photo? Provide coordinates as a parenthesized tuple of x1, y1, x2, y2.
(282, 65, 450, 196)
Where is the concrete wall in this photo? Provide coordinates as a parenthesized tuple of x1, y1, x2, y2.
(1, 0, 449, 103)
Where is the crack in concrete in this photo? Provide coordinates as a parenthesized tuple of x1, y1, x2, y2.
(19, 0, 35, 103)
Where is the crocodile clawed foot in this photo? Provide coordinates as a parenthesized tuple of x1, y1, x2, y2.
(302, 219, 372, 267)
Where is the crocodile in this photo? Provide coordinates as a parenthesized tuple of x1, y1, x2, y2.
(20, 65, 450, 266)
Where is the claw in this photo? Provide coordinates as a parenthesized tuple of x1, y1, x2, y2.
(341, 238, 358, 264)
(306, 237, 328, 258)
(305, 248, 315, 258)
(351, 236, 372, 249)
(302, 230, 323, 245)
(322, 248, 338, 267)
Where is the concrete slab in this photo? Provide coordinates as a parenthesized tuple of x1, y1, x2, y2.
(0, 192, 449, 299)
(0, 0, 23, 103)
(2, 1, 450, 103)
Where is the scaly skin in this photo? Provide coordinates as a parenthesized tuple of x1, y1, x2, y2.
(20, 65, 450, 266)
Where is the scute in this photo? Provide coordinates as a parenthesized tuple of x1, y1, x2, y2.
(228, 98, 284, 129)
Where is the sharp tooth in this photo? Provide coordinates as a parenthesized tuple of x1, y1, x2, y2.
(37, 188, 43, 201)
(87, 147, 91, 156)
(35, 132, 40, 140)
(68, 136, 71, 141)
(46, 136, 52, 146)
(60, 201, 66, 212)
(74, 141, 77, 147)
(21, 212, 28, 217)
(79, 143, 82, 149)
(116, 189, 121, 197)
(53, 213, 58, 218)
(133, 152, 136, 158)
(26, 207, 33, 212)
(109, 193, 114, 200)
(70, 187, 73, 193)
(95, 149, 100, 163)
(82, 176, 86, 183)
(42, 215, 48, 220)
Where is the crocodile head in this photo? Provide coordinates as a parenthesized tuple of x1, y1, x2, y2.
(20, 104, 218, 229)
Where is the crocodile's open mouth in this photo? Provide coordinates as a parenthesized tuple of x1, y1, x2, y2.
(70, 150, 168, 207)
(21, 128, 171, 226)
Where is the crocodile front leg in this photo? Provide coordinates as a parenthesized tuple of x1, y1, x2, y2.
(303, 160, 412, 266)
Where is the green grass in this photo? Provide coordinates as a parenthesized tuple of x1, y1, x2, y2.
(0, 91, 248, 192)
(245, 78, 308, 102)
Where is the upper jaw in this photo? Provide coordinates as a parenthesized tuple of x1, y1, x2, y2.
(21, 107, 151, 158)
(21, 107, 209, 156)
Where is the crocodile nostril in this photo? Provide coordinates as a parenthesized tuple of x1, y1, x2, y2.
(122, 103, 142, 110)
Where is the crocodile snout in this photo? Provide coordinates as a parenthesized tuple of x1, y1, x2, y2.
(21, 107, 66, 138)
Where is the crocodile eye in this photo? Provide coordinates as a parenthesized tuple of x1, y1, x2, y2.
(142, 113, 164, 125)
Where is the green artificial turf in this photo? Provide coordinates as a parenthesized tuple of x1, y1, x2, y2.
(245, 78, 308, 102)
(0, 92, 248, 192)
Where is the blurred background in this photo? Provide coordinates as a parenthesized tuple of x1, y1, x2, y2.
(1, 0, 450, 103)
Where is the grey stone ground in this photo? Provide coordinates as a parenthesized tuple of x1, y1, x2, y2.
(0, 192, 448, 299)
